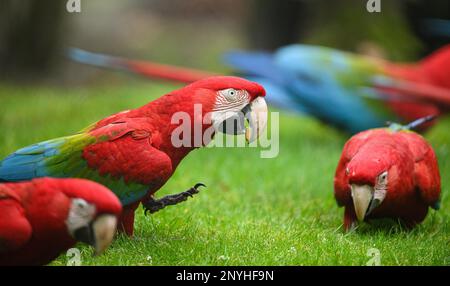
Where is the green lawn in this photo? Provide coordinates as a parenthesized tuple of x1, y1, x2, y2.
(0, 81, 448, 266)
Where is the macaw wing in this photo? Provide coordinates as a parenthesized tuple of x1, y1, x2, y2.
(397, 132, 441, 209)
(274, 44, 399, 107)
(81, 129, 173, 205)
(245, 76, 309, 114)
(226, 46, 392, 133)
(224, 50, 291, 84)
(414, 155, 441, 210)
(0, 119, 173, 205)
(371, 76, 450, 108)
(0, 188, 32, 253)
(274, 44, 383, 87)
(334, 153, 351, 207)
(225, 45, 371, 86)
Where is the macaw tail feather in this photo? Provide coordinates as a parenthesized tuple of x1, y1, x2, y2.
(405, 114, 438, 130)
(67, 48, 215, 83)
(388, 114, 438, 132)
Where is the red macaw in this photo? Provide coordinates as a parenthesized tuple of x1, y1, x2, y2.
(68, 45, 450, 133)
(0, 76, 268, 236)
(334, 116, 441, 231)
(0, 177, 122, 265)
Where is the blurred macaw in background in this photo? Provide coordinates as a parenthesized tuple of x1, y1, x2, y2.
(225, 44, 450, 133)
(68, 44, 450, 134)
(0, 177, 121, 265)
(334, 116, 441, 231)
(421, 18, 450, 39)
(0, 76, 268, 236)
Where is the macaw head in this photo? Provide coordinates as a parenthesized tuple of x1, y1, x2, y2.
(174, 76, 268, 143)
(343, 136, 413, 221)
(19, 178, 121, 259)
(58, 178, 122, 255)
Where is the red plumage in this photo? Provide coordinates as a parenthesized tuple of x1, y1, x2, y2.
(82, 76, 266, 235)
(379, 45, 450, 127)
(124, 59, 218, 83)
(0, 178, 121, 265)
(334, 127, 441, 231)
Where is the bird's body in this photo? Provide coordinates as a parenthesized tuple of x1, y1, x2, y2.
(68, 45, 450, 133)
(334, 120, 441, 231)
(226, 44, 450, 133)
(0, 177, 121, 265)
(0, 76, 268, 236)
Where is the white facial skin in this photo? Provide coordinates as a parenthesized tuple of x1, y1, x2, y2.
(66, 198, 96, 236)
(211, 88, 268, 143)
(374, 171, 388, 203)
(65, 198, 117, 255)
(211, 88, 250, 131)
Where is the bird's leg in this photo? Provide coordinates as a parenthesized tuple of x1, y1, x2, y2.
(143, 183, 205, 215)
(117, 202, 140, 236)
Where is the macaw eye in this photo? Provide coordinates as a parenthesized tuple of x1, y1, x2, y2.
(222, 88, 238, 102)
(70, 198, 95, 219)
(73, 198, 88, 209)
(345, 167, 350, 175)
(378, 171, 388, 184)
(67, 198, 96, 236)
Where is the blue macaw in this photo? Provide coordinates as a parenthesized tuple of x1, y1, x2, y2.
(67, 45, 450, 133)
(224, 44, 450, 133)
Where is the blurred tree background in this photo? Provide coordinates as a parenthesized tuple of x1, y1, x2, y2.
(0, 0, 449, 83)
(1, 0, 449, 267)
(0, 0, 67, 79)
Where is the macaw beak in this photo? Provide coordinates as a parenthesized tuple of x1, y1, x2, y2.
(244, 96, 268, 143)
(218, 96, 268, 143)
(73, 214, 117, 256)
(350, 184, 386, 221)
(351, 184, 373, 222)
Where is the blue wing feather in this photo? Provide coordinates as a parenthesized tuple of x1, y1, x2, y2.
(225, 44, 391, 133)
(0, 139, 65, 181)
(0, 133, 152, 206)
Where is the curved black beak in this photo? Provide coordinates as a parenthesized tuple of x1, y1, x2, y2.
(217, 97, 268, 143)
(74, 224, 95, 247)
(218, 109, 247, 135)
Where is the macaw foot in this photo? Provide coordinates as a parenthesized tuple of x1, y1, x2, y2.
(143, 183, 205, 215)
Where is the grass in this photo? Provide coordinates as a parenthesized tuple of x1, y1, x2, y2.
(0, 80, 449, 266)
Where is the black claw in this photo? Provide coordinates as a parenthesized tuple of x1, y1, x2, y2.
(142, 183, 205, 215)
(194, 183, 206, 189)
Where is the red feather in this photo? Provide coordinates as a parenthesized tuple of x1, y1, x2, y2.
(81, 76, 265, 235)
(124, 60, 217, 83)
(379, 45, 450, 124)
(334, 128, 441, 231)
(0, 178, 121, 265)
